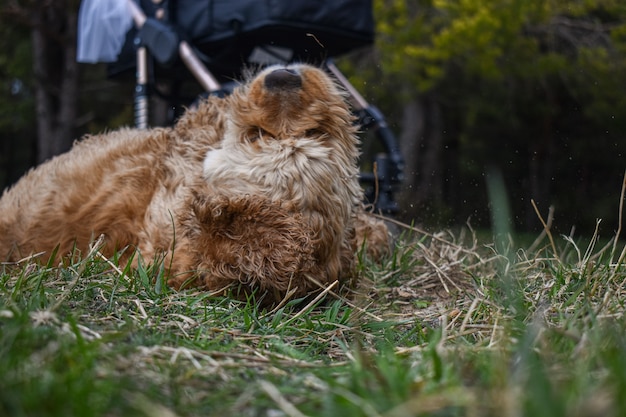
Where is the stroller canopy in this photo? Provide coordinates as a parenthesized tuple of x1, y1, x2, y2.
(78, 0, 374, 81)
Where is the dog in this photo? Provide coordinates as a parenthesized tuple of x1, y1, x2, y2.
(0, 64, 389, 303)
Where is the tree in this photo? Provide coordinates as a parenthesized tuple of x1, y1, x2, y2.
(1, 0, 81, 164)
(356, 0, 626, 231)
(0, 9, 36, 187)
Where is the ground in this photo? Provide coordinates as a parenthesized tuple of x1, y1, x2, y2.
(1, 218, 625, 417)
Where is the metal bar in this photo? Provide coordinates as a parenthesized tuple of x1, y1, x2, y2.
(127, 0, 149, 128)
(126, 0, 221, 94)
(179, 41, 221, 92)
(127, 0, 146, 27)
(134, 46, 149, 129)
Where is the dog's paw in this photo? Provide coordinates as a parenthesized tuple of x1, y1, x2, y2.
(182, 195, 316, 298)
(353, 210, 392, 261)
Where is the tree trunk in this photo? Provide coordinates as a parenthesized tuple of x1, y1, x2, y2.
(397, 92, 445, 219)
(31, 1, 79, 163)
(526, 87, 556, 228)
(416, 95, 444, 205)
(396, 97, 424, 211)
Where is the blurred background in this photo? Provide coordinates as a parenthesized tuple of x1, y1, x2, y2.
(1, 0, 625, 237)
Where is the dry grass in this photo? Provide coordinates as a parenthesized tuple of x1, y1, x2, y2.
(2, 191, 626, 416)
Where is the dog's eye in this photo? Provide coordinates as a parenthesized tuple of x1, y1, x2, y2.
(244, 127, 271, 143)
(305, 128, 325, 137)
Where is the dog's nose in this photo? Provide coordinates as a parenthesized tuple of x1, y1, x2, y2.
(264, 68, 302, 90)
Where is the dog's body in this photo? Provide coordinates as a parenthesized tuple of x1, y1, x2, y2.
(0, 64, 388, 302)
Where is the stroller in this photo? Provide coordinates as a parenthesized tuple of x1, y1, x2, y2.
(77, 0, 404, 213)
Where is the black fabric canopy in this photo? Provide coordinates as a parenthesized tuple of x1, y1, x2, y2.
(110, 0, 374, 82)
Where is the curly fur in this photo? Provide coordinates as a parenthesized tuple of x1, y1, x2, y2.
(0, 64, 389, 303)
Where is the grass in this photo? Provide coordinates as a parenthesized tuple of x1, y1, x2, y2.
(2, 209, 626, 416)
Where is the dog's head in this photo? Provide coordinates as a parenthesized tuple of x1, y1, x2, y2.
(231, 64, 354, 139)
(203, 64, 362, 212)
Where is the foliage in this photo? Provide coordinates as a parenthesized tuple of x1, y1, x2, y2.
(0, 1, 133, 188)
(373, 0, 626, 90)
(352, 0, 626, 232)
(0, 19, 36, 186)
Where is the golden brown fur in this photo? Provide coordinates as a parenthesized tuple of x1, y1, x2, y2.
(0, 64, 389, 303)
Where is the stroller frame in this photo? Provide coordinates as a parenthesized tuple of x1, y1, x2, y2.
(126, 0, 404, 213)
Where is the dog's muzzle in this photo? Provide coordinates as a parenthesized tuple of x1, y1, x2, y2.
(264, 68, 302, 90)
